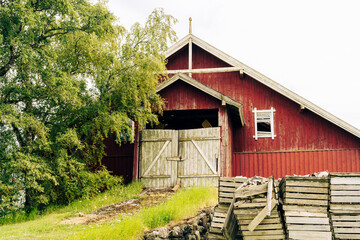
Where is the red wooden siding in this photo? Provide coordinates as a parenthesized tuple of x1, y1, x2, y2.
(102, 139, 134, 184)
(233, 149, 360, 178)
(167, 43, 360, 153)
(159, 81, 220, 111)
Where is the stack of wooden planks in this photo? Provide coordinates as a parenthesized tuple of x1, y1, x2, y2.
(279, 176, 332, 240)
(208, 177, 247, 240)
(329, 173, 360, 239)
(232, 177, 286, 240)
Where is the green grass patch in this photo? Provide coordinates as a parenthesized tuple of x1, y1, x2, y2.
(0, 182, 144, 240)
(0, 181, 143, 226)
(68, 186, 218, 240)
(0, 185, 217, 240)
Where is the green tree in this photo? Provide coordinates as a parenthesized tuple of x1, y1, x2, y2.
(0, 0, 177, 215)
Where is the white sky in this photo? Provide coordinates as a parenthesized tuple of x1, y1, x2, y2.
(104, 0, 360, 130)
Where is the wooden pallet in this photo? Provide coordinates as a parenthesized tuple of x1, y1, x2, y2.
(329, 173, 360, 240)
(208, 203, 229, 240)
(234, 180, 286, 240)
(279, 176, 332, 240)
(219, 177, 248, 204)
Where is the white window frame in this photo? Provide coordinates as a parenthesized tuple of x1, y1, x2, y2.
(253, 107, 276, 140)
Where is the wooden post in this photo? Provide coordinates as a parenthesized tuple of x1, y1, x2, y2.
(267, 177, 274, 216)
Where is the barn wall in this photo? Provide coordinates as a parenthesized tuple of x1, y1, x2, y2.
(233, 149, 360, 178)
(159, 81, 235, 177)
(165, 43, 360, 177)
(102, 139, 134, 184)
(166, 44, 360, 152)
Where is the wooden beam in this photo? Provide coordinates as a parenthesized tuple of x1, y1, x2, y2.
(247, 198, 277, 232)
(167, 67, 243, 74)
(188, 38, 192, 77)
(266, 177, 274, 216)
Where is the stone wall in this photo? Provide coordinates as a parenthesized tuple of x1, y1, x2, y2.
(143, 207, 213, 240)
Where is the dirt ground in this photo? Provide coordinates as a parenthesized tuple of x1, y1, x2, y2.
(60, 188, 174, 225)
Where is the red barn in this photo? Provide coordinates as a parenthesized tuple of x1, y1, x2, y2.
(103, 33, 360, 187)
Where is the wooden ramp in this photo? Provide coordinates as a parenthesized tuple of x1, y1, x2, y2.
(329, 173, 360, 240)
(279, 176, 332, 240)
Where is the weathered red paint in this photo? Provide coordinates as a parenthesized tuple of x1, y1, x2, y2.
(164, 43, 360, 177)
(159, 81, 234, 176)
(102, 138, 134, 184)
(233, 149, 360, 178)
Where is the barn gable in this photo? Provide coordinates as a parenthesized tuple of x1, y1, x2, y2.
(165, 34, 360, 139)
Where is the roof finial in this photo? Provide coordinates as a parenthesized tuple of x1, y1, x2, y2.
(189, 17, 192, 34)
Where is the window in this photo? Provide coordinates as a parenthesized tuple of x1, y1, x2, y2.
(253, 107, 276, 140)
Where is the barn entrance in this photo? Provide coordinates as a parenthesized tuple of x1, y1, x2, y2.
(139, 127, 220, 188)
(153, 109, 219, 130)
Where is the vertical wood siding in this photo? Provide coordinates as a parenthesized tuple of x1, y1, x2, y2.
(233, 149, 360, 178)
(166, 43, 360, 152)
(164, 43, 360, 178)
(102, 140, 134, 184)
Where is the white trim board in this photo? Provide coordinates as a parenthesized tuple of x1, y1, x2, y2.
(165, 34, 360, 139)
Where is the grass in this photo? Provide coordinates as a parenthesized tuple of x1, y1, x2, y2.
(0, 185, 218, 240)
(68, 186, 218, 240)
(0, 181, 144, 240)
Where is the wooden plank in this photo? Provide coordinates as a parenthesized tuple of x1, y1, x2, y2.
(283, 198, 328, 206)
(288, 231, 332, 240)
(284, 192, 328, 200)
(284, 211, 328, 217)
(267, 178, 273, 216)
(286, 224, 331, 231)
(235, 183, 268, 199)
(331, 215, 360, 221)
(223, 198, 236, 240)
(219, 186, 237, 193)
(239, 223, 283, 231)
(285, 216, 329, 224)
(191, 139, 217, 174)
(242, 229, 284, 236)
(331, 177, 360, 185)
(334, 227, 360, 233)
(331, 190, 360, 196)
(282, 205, 327, 213)
(242, 235, 285, 240)
(220, 182, 242, 187)
(281, 186, 328, 194)
(334, 234, 360, 239)
(219, 198, 233, 203)
(143, 140, 170, 176)
(330, 172, 360, 177)
(237, 218, 281, 225)
(219, 192, 234, 198)
(331, 196, 360, 203)
(214, 212, 227, 218)
(235, 202, 267, 208)
(247, 199, 277, 231)
(330, 204, 360, 211)
(333, 221, 360, 227)
(331, 184, 360, 191)
(283, 180, 329, 188)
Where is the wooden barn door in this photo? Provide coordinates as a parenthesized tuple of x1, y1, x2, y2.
(178, 127, 220, 187)
(139, 127, 220, 188)
(139, 129, 178, 188)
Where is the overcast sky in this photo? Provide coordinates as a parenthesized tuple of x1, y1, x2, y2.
(104, 0, 360, 130)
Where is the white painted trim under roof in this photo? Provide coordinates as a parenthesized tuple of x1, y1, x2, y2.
(156, 73, 245, 126)
(165, 34, 360, 139)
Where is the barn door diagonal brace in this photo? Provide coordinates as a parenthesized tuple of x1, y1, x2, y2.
(143, 140, 170, 176)
(191, 140, 217, 174)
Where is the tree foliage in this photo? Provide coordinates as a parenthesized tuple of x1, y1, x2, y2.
(0, 0, 177, 215)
